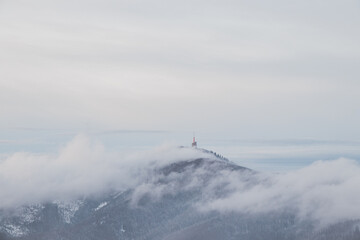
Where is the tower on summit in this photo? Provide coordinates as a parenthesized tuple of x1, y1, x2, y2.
(192, 136, 197, 148)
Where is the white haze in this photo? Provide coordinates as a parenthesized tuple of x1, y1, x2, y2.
(1, 136, 360, 227)
(1, 0, 360, 140)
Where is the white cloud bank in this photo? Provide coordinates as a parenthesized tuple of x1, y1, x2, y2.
(199, 158, 360, 227)
(0, 135, 208, 209)
(1, 135, 360, 227)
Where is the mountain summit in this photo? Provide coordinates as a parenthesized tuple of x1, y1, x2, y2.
(0, 147, 359, 240)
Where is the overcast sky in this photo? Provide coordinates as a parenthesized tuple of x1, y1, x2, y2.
(1, 0, 360, 141)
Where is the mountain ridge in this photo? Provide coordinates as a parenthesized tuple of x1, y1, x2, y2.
(0, 147, 359, 240)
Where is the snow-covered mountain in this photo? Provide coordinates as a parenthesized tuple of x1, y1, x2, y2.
(1, 148, 359, 240)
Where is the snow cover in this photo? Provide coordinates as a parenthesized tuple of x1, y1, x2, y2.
(95, 202, 108, 211)
(19, 204, 44, 224)
(56, 200, 83, 224)
(2, 224, 28, 237)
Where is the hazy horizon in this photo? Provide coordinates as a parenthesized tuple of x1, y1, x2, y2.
(2, 130, 360, 173)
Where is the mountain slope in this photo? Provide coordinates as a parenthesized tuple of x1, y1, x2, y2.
(1, 148, 359, 240)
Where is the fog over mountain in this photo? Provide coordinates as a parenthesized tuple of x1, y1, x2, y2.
(0, 135, 210, 208)
(1, 136, 360, 239)
(1, 0, 360, 238)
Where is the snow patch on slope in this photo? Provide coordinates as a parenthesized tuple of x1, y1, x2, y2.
(2, 224, 29, 237)
(19, 204, 45, 224)
(56, 200, 83, 224)
(95, 202, 108, 211)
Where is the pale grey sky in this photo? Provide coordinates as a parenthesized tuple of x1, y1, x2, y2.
(1, 0, 360, 140)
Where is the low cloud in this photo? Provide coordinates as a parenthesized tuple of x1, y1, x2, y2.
(198, 158, 360, 227)
(1, 135, 360, 228)
(126, 152, 360, 227)
(0, 135, 208, 209)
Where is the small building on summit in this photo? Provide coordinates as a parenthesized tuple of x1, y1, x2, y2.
(192, 137, 197, 148)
